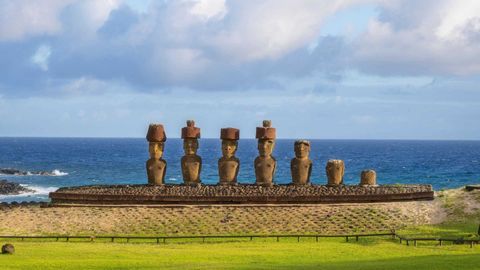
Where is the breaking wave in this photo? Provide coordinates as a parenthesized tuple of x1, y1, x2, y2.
(0, 185, 58, 201)
(50, 169, 68, 176)
(0, 168, 68, 177)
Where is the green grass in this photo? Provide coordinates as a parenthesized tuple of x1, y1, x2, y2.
(398, 222, 480, 239)
(0, 237, 479, 270)
(1, 188, 479, 269)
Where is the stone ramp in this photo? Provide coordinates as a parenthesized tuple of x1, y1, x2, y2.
(0, 202, 437, 236)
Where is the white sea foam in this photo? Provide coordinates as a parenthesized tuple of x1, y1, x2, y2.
(24, 185, 58, 195)
(50, 169, 68, 176)
(0, 168, 68, 176)
(0, 185, 58, 200)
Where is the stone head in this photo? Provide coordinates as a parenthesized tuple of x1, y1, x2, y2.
(326, 159, 345, 185)
(222, 140, 237, 158)
(183, 138, 199, 155)
(149, 142, 164, 159)
(360, 169, 377, 186)
(258, 139, 275, 157)
(294, 140, 310, 159)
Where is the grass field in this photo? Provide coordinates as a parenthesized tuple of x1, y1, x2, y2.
(1, 237, 479, 270)
(0, 188, 478, 269)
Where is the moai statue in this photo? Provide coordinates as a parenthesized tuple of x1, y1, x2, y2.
(326, 159, 345, 186)
(218, 128, 240, 185)
(291, 140, 312, 185)
(181, 120, 202, 185)
(146, 124, 167, 185)
(360, 169, 377, 186)
(254, 120, 276, 187)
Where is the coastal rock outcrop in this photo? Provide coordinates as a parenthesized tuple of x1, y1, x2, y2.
(0, 168, 66, 176)
(0, 180, 33, 195)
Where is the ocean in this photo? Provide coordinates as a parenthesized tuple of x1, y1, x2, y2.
(0, 138, 479, 202)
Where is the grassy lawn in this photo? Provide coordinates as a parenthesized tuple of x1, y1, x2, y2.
(1, 188, 478, 269)
(0, 237, 479, 270)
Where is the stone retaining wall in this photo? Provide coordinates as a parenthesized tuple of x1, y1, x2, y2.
(49, 184, 434, 205)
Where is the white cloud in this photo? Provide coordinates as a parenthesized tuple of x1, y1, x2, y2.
(207, 0, 363, 62)
(31, 45, 52, 71)
(0, 0, 120, 42)
(435, 0, 480, 41)
(2, 0, 480, 98)
(190, 0, 227, 21)
(352, 0, 480, 76)
(63, 0, 120, 38)
(0, 0, 71, 41)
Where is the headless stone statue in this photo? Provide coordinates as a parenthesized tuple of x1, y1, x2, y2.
(254, 120, 276, 186)
(291, 140, 312, 185)
(181, 120, 202, 185)
(218, 128, 240, 185)
(360, 169, 377, 186)
(145, 124, 167, 185)
(326, 159, 345, 186)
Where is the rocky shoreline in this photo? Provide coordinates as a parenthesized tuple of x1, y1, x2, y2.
(0, 179, 34, 195)
(0, 168, 62, 176)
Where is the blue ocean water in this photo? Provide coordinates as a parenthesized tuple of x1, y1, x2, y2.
(0, 138, 479, 202)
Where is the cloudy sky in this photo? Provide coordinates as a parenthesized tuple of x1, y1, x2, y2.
(0, 0, 479, 139)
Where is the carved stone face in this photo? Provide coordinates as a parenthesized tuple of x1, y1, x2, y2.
(222, 140, 237, 158)
(258, 139, 274, 157)
(326, 159, 345, 185)
(294, 143, 310, 159)
(183, 139, 198, 155)
(149, 142, 164, 159)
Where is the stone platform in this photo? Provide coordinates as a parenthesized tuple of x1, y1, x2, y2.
(49, 184, 434, 205)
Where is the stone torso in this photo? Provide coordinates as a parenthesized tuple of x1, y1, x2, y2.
(255, 156, 276, 186)
(218, 157, 239, 184)
(181, 155, 201, 184)
(291, 158, 312, 185)
(146, 158, 166, 185)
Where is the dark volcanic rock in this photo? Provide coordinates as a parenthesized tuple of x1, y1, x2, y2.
(1, 244, 14, 254)
(0, 180, 34, 195)
(0, 168, 57, 176)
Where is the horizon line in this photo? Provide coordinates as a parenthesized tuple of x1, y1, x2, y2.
(0, 136, 479, 142)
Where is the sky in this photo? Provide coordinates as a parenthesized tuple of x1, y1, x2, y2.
(0, 0, 479, 139)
